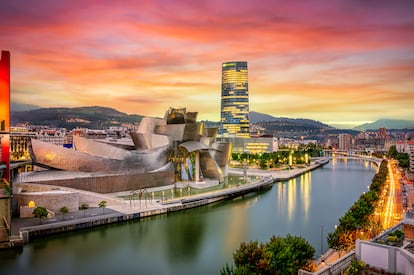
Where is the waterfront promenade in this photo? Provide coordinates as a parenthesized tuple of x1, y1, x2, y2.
(9, 158, 329, 245)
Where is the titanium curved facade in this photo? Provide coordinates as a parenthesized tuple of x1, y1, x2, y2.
(220, 61, 249, 137)
(25, 107, 232, 192)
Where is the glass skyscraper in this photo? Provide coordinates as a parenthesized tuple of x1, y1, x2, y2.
(220, 61, 249, 137)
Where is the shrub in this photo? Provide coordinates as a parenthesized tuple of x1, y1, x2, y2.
(386, 235, 398, 243)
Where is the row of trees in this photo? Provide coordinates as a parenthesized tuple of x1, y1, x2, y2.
(221, 234, 316, 275)
(327, 159, 388, 251)
(32, 201, 108, 224)
(231, 144, 324, 169)
(387, 145, 410, 168)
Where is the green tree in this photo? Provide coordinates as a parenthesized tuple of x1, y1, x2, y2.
(79, 203, 89, 217)
(98, 200, 107, 214)
(396, 152, 409, 168)
(267, 235, 315, 274)
(59, 206, 69, 220)
(387, 145, 398, 159)
(232, 240, 272, 275)
(32, 206, 48, 224)
(346, 259, 366, 274)
(221, 234, 315, 275)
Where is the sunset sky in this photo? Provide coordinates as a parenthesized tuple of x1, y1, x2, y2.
(1, 0, 413, 128)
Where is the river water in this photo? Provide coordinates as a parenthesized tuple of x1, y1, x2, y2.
(1, 158, 377, 275)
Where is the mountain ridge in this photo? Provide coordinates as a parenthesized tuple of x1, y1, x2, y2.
(249, 111, 333, 129)
(11, 105, 143, 129)
(10, 102, 413, 131)
(353, 119, 414, 131)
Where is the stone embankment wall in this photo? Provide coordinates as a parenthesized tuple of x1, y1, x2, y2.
(14, 183, 126, 216)
(19, 170, 174, 193)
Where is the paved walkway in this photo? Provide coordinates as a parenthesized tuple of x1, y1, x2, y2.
(229, 160, 328, 180)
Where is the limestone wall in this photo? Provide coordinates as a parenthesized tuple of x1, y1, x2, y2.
(19, 170, 174, 194)
(16, 191, 79, 213)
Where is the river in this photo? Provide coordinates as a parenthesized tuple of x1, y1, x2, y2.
(1, 158, 377, 275)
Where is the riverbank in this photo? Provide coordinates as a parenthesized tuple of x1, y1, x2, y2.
(229, 157, 329, 180)
(6, 158, 330, 247)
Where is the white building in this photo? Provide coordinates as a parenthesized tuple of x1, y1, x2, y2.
(338, 133, 352, 150)
(355, 213, 414, 275)
(396, 140, 414, 173)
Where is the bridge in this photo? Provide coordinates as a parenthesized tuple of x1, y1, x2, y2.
(323, 150, 383, 167)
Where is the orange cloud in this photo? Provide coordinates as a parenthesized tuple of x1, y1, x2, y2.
(1, 0, 413, 126)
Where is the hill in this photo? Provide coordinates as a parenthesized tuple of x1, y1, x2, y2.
(249, 111, 333, 129)
(249, 111, 334, 138)
(11, 102, 41, 112)
(354, 119, 414, 131)
(11, 106, 143, 129)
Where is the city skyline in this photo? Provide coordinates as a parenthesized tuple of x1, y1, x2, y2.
(1, 1, 414, 128)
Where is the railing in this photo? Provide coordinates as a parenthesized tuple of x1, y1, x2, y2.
(159, 175, 274, 205)
(2, 215, 10, 234)
(298, 250, 355, 275)
(0, 215, 10, 242)
(405, 210, 414, 220)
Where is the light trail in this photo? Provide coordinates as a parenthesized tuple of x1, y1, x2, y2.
(383, 161, 397, 229)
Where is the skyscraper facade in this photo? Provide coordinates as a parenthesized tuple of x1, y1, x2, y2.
(220, 61, 249, 137)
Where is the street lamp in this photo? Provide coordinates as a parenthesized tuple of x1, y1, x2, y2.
(320, 225, 324, 257)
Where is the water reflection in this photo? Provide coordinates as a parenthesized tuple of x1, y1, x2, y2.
(224, 198, 249, 252)
(165, 210, 205, 261)
(300, 172, 311, 221)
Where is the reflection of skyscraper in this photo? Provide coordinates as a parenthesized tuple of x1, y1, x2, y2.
(220, 61, 249, 137)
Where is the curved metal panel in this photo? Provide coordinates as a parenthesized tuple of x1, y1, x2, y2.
(184, 112, 198, 123)
(155, 124, 185, 141)
(74, 136, 132, 160)
(183, 122, 204, 142)
(130, 132, 170, 150)
(211, 142, 232, 166)
(179, 141, 210, 153)
(199, 150, 224, 182)
(204, 127, 218, 138)
(30, 139, 135, 173)
(165, 107, 186, 124)
(137, 117, 166, 134)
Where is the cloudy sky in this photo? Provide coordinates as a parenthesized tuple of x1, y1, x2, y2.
(1, 0, 413, 128)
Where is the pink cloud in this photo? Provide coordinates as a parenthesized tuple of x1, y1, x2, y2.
(1, 0, 413, 124)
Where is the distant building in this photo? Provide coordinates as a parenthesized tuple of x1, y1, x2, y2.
(10, 127, 36, 161)
(217, 136, 278, 154)
(397, 140, 414, 173)
(37, 128, 67, 146)
(278, 137, 317, 149)
(377, 127, 391, 141)
(338, 133, 352, 150)
(324, 135, 339, 149)
(219, 61, 249, 138)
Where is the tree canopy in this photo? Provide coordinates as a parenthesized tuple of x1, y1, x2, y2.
(387, 145, 409, 168)
(32, 206, 48, 224)
(221, 234, 315, 275)
(327, 159, 388, 251)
